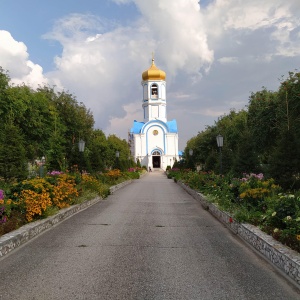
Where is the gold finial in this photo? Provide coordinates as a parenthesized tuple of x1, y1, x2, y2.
(152, 52, 155, 64)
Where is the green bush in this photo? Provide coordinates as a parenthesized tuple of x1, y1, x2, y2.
(174, 170, 300, 252)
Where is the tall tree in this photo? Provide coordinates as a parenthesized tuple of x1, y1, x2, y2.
(269, 129, 300, 189)
(107, 135, 130, 171)
(0, 121, 27, 181)
(232, 129, 260, 175)
(0, 67, 9, 107)
(247, 88, 279, 165)
(88, 129, 108, 172)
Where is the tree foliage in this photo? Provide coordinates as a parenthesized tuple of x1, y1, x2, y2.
(0, 121, 27, 181)
(185, 70, 300, 190)
(0, 67, 132, 181)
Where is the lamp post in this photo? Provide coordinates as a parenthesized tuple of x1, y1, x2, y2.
(78, 139, 85, 175)
(39, 156, 46, 177)
(188, 149, 193, 170)
(128, 155, 131, 169)
(115, 151, 120, 170)
(216, 134, 223, 175)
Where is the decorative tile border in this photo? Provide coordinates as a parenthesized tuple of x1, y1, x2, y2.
(177, 180, 300, 287)
(0, 179, 134, 259)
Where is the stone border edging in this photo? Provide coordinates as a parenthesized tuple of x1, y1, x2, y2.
(176, 180, 300, 286)
(109, 179, 133, 194)
(0, 179, 134, 259)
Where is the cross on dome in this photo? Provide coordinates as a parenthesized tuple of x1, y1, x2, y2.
(142, 55, 166, 81)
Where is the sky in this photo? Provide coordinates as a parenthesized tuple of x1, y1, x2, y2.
(0, 0, 300, 150)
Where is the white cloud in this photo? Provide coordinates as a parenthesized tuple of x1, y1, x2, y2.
(43, 2, 214, 137)
(218, 57, 239, 64)
(133, 0, 214, 76)
(44, 14, 153, 129)
(12, 61, 48, 88)
(0, 30, 48, 88)
(112, 0, 132, 4)
(203, 0, 300, 57)
(109, 101, 141, 139)
(1, 0, 300, 150)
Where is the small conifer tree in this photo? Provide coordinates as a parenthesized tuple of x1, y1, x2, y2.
(0, 122, 27, 181)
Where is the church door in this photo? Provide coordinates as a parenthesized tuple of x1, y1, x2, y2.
(152, 151, 161, 168)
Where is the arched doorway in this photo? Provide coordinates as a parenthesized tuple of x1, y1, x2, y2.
(152, 150, 161, 168)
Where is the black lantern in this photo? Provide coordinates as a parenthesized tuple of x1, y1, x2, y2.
(78, 139, 85, 153)
(216, 134, 223, 175)
(39, 156, 46, 177)
(78, 139, 85, 175)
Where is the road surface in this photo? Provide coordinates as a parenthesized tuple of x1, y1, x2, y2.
(0, 170, 299, 299)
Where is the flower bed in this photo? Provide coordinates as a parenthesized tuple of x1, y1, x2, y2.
(167, 169, 300, 253)
(0, 168, 143, 237)
(176, 180, 300, 286)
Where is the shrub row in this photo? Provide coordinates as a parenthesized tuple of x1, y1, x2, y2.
(0, 168, 142, 236)
(167, 169, 300, 252)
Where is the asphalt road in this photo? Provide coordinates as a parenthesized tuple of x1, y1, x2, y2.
(0, 170, 299, 300)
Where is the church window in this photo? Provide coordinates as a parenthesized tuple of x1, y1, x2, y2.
(152, 151, 160, 155)
(151, 84, 158, 98)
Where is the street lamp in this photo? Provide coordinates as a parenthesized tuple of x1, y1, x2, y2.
(78, 139, 85, 175)
(39, 156, 46, 177)
(128, 155, 131, 169)
(216, 134, 223, 175)
(115, 151, 120, 169)
(188, 149, 194, 170)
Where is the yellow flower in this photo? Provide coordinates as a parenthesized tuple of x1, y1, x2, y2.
(274, 228, 279, 233)
(0, 199, 4, 205)
(297, 235, 300, 241)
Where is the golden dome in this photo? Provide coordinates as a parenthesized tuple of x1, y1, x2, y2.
(142, 58, 166, 81)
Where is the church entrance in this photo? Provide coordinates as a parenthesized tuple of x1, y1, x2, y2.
(152, 151, 161, 168)
(152, 156, 161, 168)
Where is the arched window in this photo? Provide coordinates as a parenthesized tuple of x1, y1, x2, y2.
(151, 84, 158, 98)
(152, 151, 160, 156)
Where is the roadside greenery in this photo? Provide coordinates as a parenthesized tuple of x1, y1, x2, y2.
(0, 168, 143, 236)
(167, 169, 300, 252)
(0, 66, 144, 237)
(183, 71, 300, 191)
(1, 62, 300, 255)
(173, 70, 300, 253)
(0, 67, 134, 180)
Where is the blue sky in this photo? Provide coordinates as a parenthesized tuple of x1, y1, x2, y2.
(0, 0, 139, 70)
(0, 0, 300, 150)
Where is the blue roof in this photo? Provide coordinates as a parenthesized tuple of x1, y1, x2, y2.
(131, 120, 145, 134)
(166, 119, 178, 133)
(130, 119, 178, 134)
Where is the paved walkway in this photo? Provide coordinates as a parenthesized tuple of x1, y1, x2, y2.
(0, 170, 299, 299)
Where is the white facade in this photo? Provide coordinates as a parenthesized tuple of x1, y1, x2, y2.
(129, 59, 179, 170)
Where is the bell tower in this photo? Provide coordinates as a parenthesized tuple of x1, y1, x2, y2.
(141, 57, 167, 123)
(129, 56, 179, 171)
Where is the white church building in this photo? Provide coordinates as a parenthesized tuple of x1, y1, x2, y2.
(129, 58, 180, 170)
